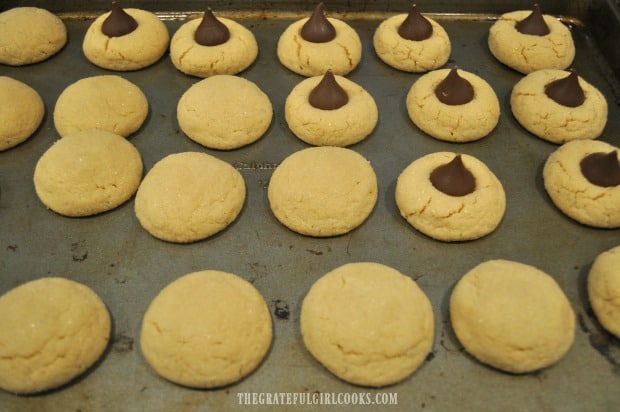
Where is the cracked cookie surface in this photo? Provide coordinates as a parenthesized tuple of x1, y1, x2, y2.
(284, 74, 377, 146)
(395, 152, 505, 241)
(543, 139, 620, 228)
(53, 75, 148, 138)
(301, 262, 434, 387)
(488, 10, 575, 74)
(450, 259, 575, 373)
(588, 245, 620, 338)
(134, 152, 245, 243)
(82, 8, 169, 71)
(373, 13, 451, 73)
(170, 16, 257, 77)
(510, 69, 608, 144)
(140, 270, 272, 388)
(277, 17, 362, 76)
(406, 69, 500, 142)
(34, 129, 143, 217)
(0, 277, 110, 394)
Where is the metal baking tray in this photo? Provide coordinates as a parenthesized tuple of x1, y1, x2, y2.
(1, 1, 619, 411)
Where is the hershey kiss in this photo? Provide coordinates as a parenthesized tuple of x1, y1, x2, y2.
(545, 70, 585, 107)
(194, 9, 231, 46)
(398, 4, 433, 41)
(300, 3, 336, 43)
(102, 1, 138, 37)
(430, 154, 476, 196)
(515, 4, 550, 36)
(580, 151, 620, 187)
(309, 70, 349, 110)
(435, 68, 475, 105)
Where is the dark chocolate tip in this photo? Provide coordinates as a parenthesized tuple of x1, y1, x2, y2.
(430, 154, 476, 196)
(194, 9, 230, 46)
(398, 4, 433, 41)
(309, 70, 349, 110)
(544, 70, 585, 108)
(300, 2, 336, 43)
(435, 68, 475, 105)
(102, 1, 138, 38)
(580, 151, 620, 188)
(515, 4, 550, 36)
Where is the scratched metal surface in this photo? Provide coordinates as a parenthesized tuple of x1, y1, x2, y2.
(0, 7, 619, 412)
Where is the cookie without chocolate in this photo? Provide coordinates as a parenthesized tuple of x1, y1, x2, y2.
(588, 245, 620, 338)
(395, 152, 506, 241)
(0, 76, 44, 151)
(450, 259, 575, 374)
(140, 270, 272, 388)
(0, 277, 110, 394)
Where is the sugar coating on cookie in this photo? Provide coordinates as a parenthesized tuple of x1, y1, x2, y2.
(0, 76, 44, 151)
(34, 129, 143, 217)
(277, 16, 362, 76)
(588, 245, 620, 338)
(301, 262, 434, 387)
(373, 10, 451, 72)
(140, 270, 272, 388)
(267, 146, 378, 237)
(543, 139, 620, 228)
(0, 7, 67, 66)
(177, 75, 272, 150)
(134, 152, 246, 243)
(488, 9, 575, 74)
(170, 13, 258, 77)
(395, 152, 506, 241)
(54, 75, 149, 138)
(0, 277, 110, 394)
(82, 7, 169, 71)
(450, 259, 575, 374)
(510, 69, 608, 144)
(406, 68, 500, 142)
(284, 73, 377, 146)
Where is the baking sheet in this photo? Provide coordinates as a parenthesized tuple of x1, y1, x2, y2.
(1, 6, 619, 412)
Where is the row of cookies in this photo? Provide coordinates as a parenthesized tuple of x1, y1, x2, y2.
(2, 250, 619, 394)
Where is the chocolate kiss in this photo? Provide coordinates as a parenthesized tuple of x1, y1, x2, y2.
(102, 1, 138, 37)
(435, 68, 474, 105)
(300, 2, 336, 43)
(545, 70, 585, 107)
(194, 9, 231, 46)
(515, 4, 550, 36)
(430, 154, 476, 196)
(309, 70, 349, 110)
(398, 4, 433, 41)
(580, 151, 620, 187)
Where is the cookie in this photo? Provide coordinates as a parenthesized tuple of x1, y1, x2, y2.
(301, 262, 434, 387)
(450, 259, 575, 374)
(134, 152, 245, 243)
(277, 3, 362, 76)
(0, 7, 67, 66)
(510, 69, 608, 144)
(170, 9, 258, 77)
(177, 75, 272, 150)
(543, 139, 620, 228)
(588, 245, 620, 338)
(34, 129, 143, 217)
(406, 68, 500, 142)
(0, 277, 110, 394)
(488, 5, 575, 74)
(284, 70, 378, 146)
(82, 3, 169, 71)
(395, 152, 506, 241)
(267, 146, 378, 237)
(54, 75, 149, 138)
(140, 270, 272, 388)
(0, 77, 45, 151)
(373, 5, 451, 73)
